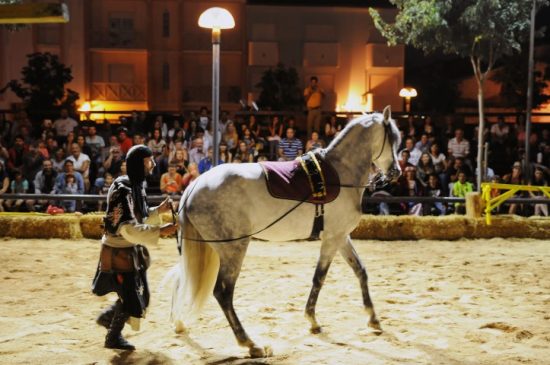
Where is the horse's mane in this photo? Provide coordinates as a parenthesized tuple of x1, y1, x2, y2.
(319, 112, 400, 159)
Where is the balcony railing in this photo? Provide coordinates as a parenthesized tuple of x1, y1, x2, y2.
(90, 31, 147, 49)
(91, 82, 147, 102)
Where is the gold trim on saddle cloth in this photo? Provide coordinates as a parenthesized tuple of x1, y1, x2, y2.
(297, 152, 327, 199)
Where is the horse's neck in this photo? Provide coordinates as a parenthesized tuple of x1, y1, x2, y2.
(324, 126, 374, 187)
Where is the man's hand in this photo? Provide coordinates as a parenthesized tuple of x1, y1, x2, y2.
(157, 197, 174, 214)
(160, 223, 178, 237)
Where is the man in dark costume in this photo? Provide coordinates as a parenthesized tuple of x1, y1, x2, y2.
(92, 145, 177, 350)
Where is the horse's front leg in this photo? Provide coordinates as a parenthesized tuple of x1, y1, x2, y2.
(339, 236, 381, 332)
(305, 237, 340, 334)
(212, 240, 273, 358)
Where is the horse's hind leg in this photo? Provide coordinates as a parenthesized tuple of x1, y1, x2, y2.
(212, 240, 272, 358)
(305, 238, 339, 334)
(338, 236, 381, 332)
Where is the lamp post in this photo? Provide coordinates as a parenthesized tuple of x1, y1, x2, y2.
(198, 7, 235, 166)
(399, 87, 417, 113)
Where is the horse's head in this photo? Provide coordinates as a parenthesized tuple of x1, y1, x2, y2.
(370, 106, 401, 187)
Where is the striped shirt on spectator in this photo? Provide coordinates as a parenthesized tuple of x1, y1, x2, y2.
(279, 137, 303, 161)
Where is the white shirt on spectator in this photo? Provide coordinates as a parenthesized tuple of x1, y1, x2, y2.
(67, 153, 91, 178)
(53, 117, 78, 137)
(448, 138, 470, 158)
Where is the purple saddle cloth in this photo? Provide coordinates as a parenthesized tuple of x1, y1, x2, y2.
(259, 157, 340, 204)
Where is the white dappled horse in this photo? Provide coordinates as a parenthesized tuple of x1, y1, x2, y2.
(169, 106, 401, 357)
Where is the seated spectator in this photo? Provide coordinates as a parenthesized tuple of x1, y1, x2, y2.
(181, 163, 199, 191)
(234, 141, 254, 163)
(324, 115, 343, 145)
(37, 140, 50, 159)
(0, 160, 9, 212)
(424, 174, 445, 216)
(278, 127, 303, 161)
(61, 173, 79, 212)
(447, 128, 470, 163)
(305, 131, 325, 152)
(219, 141, 232, 163)
(102, 145, 125, 179)
(452, 171, 474, 214)
(529, 167, 548, 217)
(398, 150, 414, 172)
(414, 133, 431, 153)
(4, 170, 34, 212)
(160, 163, 183, 195)
(22, 143, 44, 184)
(7, 135, 28, 173)
(97, 172, 113, 211)
(170, 148, 189, 175)
(198, 146, 224, 173)
(66, 143, 91, 192)
(398, 166, 424, 215)
(55, 159, 85, 197)
(429, 142, 448, 191)
(33, 159, 58, 211)
(148, 128, 167, 161)
(51, 147, 66, 173)
(241, 127, 256, 155)
(117, 127, 133, 155)
(189, 138, 206, 165)
(416, 152, 436, 186)
(447, 157, 472, 192)
(398, 137, 422, 166)
(52, 108, 78, 146)
(223, 122, 239, 153)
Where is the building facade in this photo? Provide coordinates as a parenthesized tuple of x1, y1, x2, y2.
(0, 0, 404, 115)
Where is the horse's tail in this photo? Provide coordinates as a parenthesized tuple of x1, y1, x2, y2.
(169, 215, 220, 331)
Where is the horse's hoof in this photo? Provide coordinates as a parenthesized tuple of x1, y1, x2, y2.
(368, 318, 383, 333)
(310, 325, 322, 334)
(174, 320, 186, 334)
(249, 345, 273, 358)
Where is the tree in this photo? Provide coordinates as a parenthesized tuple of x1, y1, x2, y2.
(256, 63, 303, 111)
(0, 52, 79, 120)
(370, 0, 549, 190)
(491, 51, 550, 111)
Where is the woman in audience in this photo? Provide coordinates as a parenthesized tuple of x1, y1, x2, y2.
(234, 141, 254, 163)
(223, 121, 239, 154)
(416, 152, 436, 186)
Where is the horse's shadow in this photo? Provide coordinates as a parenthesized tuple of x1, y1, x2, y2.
(110, 349, 175, 365)
(177, 331, 272, 365)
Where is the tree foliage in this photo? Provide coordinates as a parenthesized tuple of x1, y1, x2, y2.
(0, 52, 79, 118)
(255, 63, 303, 111)
(491, 52, 550, 110)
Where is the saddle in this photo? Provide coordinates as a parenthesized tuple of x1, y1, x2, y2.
(259, 152, 340, 204)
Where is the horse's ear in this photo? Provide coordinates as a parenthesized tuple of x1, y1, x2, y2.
(383, 105, 391, 124)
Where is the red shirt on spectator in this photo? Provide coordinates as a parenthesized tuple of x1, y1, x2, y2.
(119, 135, 133, 155)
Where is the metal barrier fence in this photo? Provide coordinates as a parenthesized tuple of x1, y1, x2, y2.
(0, 193, 547, 206)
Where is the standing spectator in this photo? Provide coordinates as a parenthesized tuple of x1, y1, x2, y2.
(452, 171, 474, 214)
(53, 108, 78, 146)
(305, 131, 325, 152)
(67, 143, 91, 192)
(33, 159, 58, 211)
(188, 138, 206, 165)
(502, 161, 525, 215)
(304, 76, 324, 137)
(267, 115, 283, 160)
(278, 127, 303, 161)
(160, 163, 183, 194)
(529, 167, 548, 217)
(0, 160, 9, 211)
(4, 170, 34, 212)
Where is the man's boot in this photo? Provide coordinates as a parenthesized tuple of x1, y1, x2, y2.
(104, 302, 135, 350)
(96, 301, 117, 329)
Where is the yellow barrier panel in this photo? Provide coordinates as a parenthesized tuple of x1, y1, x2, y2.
(481, 183, 550, 225)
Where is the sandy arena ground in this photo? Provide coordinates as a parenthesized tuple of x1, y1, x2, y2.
(0, 237, 549, 365)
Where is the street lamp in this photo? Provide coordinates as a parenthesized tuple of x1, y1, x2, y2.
(198, 7, 235, 166)
(399, 87, 417, 113)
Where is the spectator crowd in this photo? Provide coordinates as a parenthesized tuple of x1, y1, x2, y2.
(0, 108, 548, 216)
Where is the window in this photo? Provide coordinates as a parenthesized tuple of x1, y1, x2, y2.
(162, 10, 170, 38)
(162, 63, 170, 90)
(108, 14, 135, 46)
